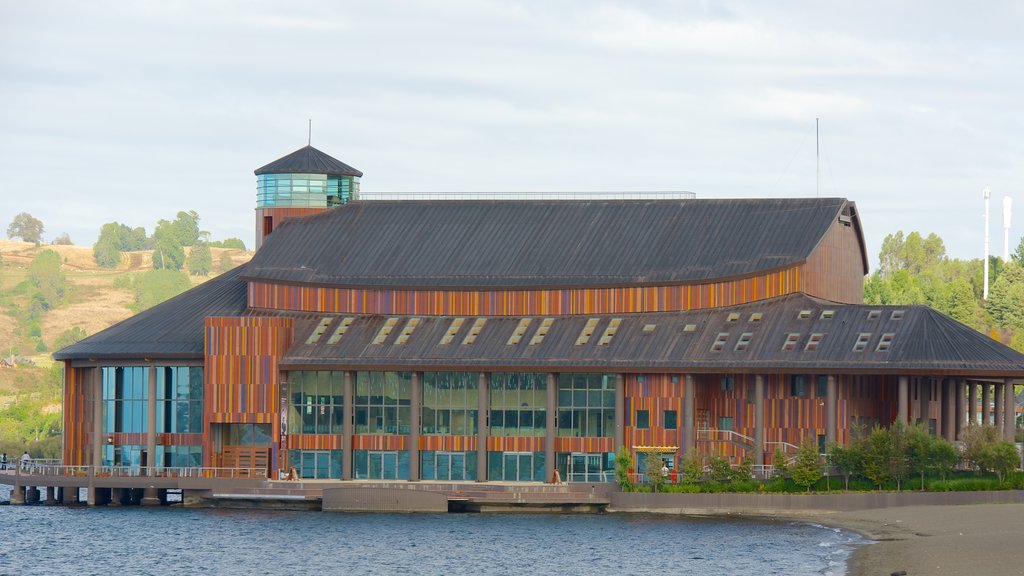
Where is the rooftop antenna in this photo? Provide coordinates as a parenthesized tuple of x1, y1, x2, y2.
(816, 118, 820, 198)
(1003, 196, 1013, 261)
(308, 119, 312, 146)
(983, 186, 990, 300)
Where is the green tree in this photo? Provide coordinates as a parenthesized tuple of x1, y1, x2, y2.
(1012, 236, 1024, 264)
(828, 441, 863, 491)
(93, 221, 148, 268)
(771, 448, 789, 479)
(906, 424, 935, 490)
(52, 326, 88, 351)
(791, 437, 822, 492)
(130, 269, 191, 312)
(614, 446, 633, 489)
(645, 452, 668, 491)
(217, 251, 236, 273)
(151, 233, 185, 270)
(155, 210, 204, 248)
(209, 237, 246, 250)
(706, 454, 732, 484)
(51, 232, 72, 245)
(679, 452, 703, 484)
(733, 456, 754, 482)
(987, 264, 1024, 330)
(187, 241, 213, 276)
(7, 212, 44, 244)
(27, 249, 67, 309)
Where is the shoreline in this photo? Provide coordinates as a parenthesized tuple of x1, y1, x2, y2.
(791, 503, 1024, 576)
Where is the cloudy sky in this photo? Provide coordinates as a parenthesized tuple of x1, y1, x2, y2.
(2, 1, 1022, 267)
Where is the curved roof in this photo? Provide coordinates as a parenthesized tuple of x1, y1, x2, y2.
(243, 197, 860, 289)
(254, 145, 363, 177)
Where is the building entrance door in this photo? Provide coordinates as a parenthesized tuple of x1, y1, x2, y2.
(567, 452, 604, 483)
(433, 451, 466, 481)
(368, 450, 400, 480)
(300, 451, 332, 479)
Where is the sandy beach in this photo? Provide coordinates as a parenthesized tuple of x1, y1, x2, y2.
(816, 503, 1024, 576)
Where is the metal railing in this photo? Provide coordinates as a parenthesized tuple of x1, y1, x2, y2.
(14, 464, 268, 480)
(697, 428, 756, 446)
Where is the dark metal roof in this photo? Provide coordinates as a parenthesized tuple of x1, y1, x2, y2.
(280, 293, 1024, 376)
(254, 145, 362, 177)
(244, 198, 857, 289)
(53, 266, 248, 361)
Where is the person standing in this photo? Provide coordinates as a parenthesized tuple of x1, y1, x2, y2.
(0, 452, 7, 470)
(20, 451, 30, 470)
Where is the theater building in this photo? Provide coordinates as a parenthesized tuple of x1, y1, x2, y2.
(55, 145, 1024, 484)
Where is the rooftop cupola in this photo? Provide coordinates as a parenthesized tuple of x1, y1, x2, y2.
(253, 145, 362, 250)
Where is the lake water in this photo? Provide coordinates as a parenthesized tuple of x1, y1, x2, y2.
(0, 485, 863, 576)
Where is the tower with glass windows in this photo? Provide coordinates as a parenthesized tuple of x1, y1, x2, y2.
(254, 145, 362, 250)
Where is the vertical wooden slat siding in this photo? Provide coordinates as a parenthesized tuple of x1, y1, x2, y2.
(799, 218, 865, 305)
(352, 436, 407, 451)
(247, 267, 801, 316)
(204, 316, 293, 468)
(553, 437, 615, 454)
(486, 437, 545, 452)
(287, 434, 343, 450)
(63, 365, 91, 465)
(419, 436, 477, 451)
(623, 374, 684, 453)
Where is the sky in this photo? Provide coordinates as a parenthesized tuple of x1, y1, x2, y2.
(2, 1, 1023, 268)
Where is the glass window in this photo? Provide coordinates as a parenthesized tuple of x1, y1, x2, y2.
(421, 372, 478, 436)
(354, 372, 411, 435)
(635, 410, 650, 429)
(556, 373, 615, 438)
(489, 372, 547, 437)
(288, 371, 345, 435)
(664, 410, 677, 430)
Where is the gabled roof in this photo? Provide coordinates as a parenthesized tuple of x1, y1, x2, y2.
(254, 145, 362, 177)
(53, 266, 248, 361)
(244, 197, 859, 289)
(280, 293, 1024, 376)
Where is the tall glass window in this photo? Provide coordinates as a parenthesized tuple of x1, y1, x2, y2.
(288, 449, 343, 479)
(489, 372, 547, 437)
(487, 451, 545, 482)
(355, 372, 411, 435)
(421, 372, 478, 436)
(156, 366, 203, 434)
(103, 366, 148, 434)
(557, 373, 615, 438)
(288, 371, 345, 434)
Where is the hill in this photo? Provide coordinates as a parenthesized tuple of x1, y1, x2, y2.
(0, 239, 251, 452)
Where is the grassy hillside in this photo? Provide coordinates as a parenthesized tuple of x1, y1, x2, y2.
(0, 239, 251, 453)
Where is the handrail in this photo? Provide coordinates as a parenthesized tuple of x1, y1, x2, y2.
(697, 428, 755, 444)
(16, 464, 268, 480)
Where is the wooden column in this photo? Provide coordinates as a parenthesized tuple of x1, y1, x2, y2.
(408, 372, 421, 481)
(955, 380, 966, 440)
(683, 375, 695, 456)
(91, 367, 103, 468)
(613, 374, 625, 453)
(825, 375, 837, 447)
(476, 372, 488, 482)
(994, 382, 1004, 434)
(943, 378, 956, 442)
(918, 378, 929, 428)
(897, 376, 909, 425)
(342, 371, 354, 480)
(968, 381, 978, 427)
(545, 373, 557, 483)
(753, 375, 764, 467)
(982, 383, 991, 426)
(1003, 378, 1016, 441)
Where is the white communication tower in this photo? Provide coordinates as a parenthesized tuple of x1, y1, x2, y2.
(983, 187, 990, 300)
(1003, 196, 1013, 261)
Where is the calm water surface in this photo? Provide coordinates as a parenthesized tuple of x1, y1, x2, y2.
(0, 486, 862, 576)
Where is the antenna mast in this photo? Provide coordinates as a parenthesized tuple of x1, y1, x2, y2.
(816, 118, 819, 198)
(983, 187, 991, 300)
(308, 119, 312, 146)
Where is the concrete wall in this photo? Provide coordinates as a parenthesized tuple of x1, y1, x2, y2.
(611, 490, 1024, 514)
(323, 487, 448, 513)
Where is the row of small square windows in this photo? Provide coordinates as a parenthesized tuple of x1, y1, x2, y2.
(711, 331, 896, 353)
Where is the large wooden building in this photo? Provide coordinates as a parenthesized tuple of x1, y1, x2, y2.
(55, 145, 1024, 483)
